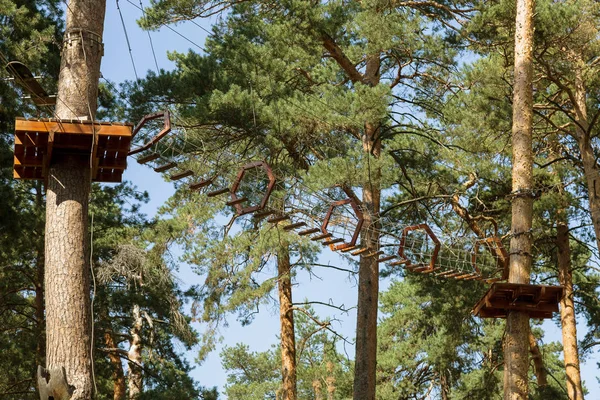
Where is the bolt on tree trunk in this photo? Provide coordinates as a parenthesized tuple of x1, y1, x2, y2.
(43, 0, 106, 398)
(278, 244, 297, 400)
(504, 0, 535, 399)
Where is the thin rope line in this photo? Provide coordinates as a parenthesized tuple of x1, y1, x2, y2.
(117, 0, 139, 80)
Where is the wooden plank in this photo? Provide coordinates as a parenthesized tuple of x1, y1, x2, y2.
(170, 170, 194, 181)
(207, 188, 230, 197)
(189, 179, 213, 191)
(298, 227, 320, 236)
(137, 153, 160, 164)
(310, 233, 332, 241)
(351, 248, 369, 256)
(15, 119, 132, 137)
(322, 238, 344, 246)
(283, 221, 307, 231)
(154, 162, 177, 173)
(226, 197, 248, 206)
(376, 255, 396, 263)
(267, 215, 290, 224)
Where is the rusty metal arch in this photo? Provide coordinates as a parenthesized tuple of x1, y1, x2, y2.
(229, 161, 276, 216)
(398, 224, 441, 272)
(320, 198, 364, 251)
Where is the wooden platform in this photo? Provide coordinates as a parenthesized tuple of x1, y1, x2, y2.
(13, 118, 133, 183)
(472, 283, 563, 319)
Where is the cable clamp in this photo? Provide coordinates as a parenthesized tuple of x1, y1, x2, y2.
(508, 229, 533, 239)
(506, 188, 539, 199)
(62, 29, 104, 55)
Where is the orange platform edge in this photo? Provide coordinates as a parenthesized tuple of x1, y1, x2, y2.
(13, 118, 133, 183)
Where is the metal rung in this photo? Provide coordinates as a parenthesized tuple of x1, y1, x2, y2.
(322, 238, 344, 246)
(189, 180, 212, 191)
(351, 248, 369, 256)
(170, 170, 194, 181)
(154, 162, 177, 173)
(377, 255, 396, 263)
(267, 215, 290, 224)
(298, 228, 320, 236)
(253, 210, 275, 219)
(310, 233, 333, 241)
(283, 222, 307, 231)
(137, 153, 160, 164)
(207, 188, 229, 197)
(226, 197, 247, 206)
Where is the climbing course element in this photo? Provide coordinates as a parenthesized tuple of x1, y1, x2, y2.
(12, 117, 133, 182)
(473, 283, 563, 319)
(128, 110, 171, 155)
(229, 161, 276, 216)
(321, 198, 364, 251)
(398, 224, 441, 273)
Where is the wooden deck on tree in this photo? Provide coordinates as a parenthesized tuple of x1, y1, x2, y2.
(472, 282, 563, 319)
(13, 118, 133, 183)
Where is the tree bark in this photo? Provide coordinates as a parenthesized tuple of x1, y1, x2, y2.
(104, 330, 126, 400)
(572, 59, 600, 254)
(352, 52, 382, 400)
(504, 0, 535, 399)
(44, 0, 106, 397)
(128, 304, 143, 399)
(557, 211, 584, 399)
(326, 362, 335, 400)
(278, 245, 297, 400)
(45, 161, 93, 399)
(528, 331, 547, 388)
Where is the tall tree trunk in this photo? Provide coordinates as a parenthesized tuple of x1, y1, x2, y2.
(277, 244, 297, 400)
(313, 380, 323, 400)
(572, 59, 600, 254)
(35, 182, 45, 371)
(104, 330, 126, 400)
(44, 0, 106, 397)
(504, 0, 535, 399)
(128, 304, 143, 399)
(557, 209, 584, 399)
(353, 55, 382, 400)
(326, 362, 335, 400)
(528, 331, 547, 388)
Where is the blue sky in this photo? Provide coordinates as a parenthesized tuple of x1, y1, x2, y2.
(100, 1, 599, 397)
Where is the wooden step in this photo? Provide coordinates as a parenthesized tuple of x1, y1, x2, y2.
(298, 228, 320, 236)
(322, 238, 344, 246)
(189, 179, 212, 191)
(207, 188, 229, 197)
(253, 210, 276, 219)
(283, 222, 307, 231)
(376, 255, 396, 263)
(154, 162, 177, 173)
(137, 153, 160, 164)
(226, 197, 248, 206)
(310, 233, 333, 241)
(267, 215, 290, 224)
(350, 248, 369, 256)
(170, 170, 194, 181)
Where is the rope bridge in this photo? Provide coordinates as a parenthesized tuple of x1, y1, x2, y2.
(129, 111, 509, 283)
